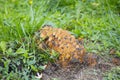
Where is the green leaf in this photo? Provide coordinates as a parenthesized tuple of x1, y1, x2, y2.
(0, 41, 7, 53)
(39, 65, 46, 70)
(7, 48, 15, 56)
(22, 53, 29, 58)
(116, 51, 120, 57)
(50, 50, 59, 58)
(31, 65, 38, 72)
(7, 48, 12, 53)
(27, 59, 36, 65)
(16, 48, 28, 54)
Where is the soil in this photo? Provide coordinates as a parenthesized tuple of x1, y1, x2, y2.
(42, 56, 120, 80)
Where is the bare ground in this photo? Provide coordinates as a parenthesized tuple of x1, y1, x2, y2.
(42, 56, 120, 80)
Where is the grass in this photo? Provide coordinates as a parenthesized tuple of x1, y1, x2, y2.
(103, 67, 120, 80)
(0, 0, 120, 79)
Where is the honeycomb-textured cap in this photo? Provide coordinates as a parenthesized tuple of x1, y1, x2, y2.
(35, 25, 86, 67)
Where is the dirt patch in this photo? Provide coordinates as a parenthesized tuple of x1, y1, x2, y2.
(42, 56, 119, 80)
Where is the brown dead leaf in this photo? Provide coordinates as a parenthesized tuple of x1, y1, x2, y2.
(86, 53, 98, 67)
(109, 48, 116, 55)
(112, 58, 120, 65)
